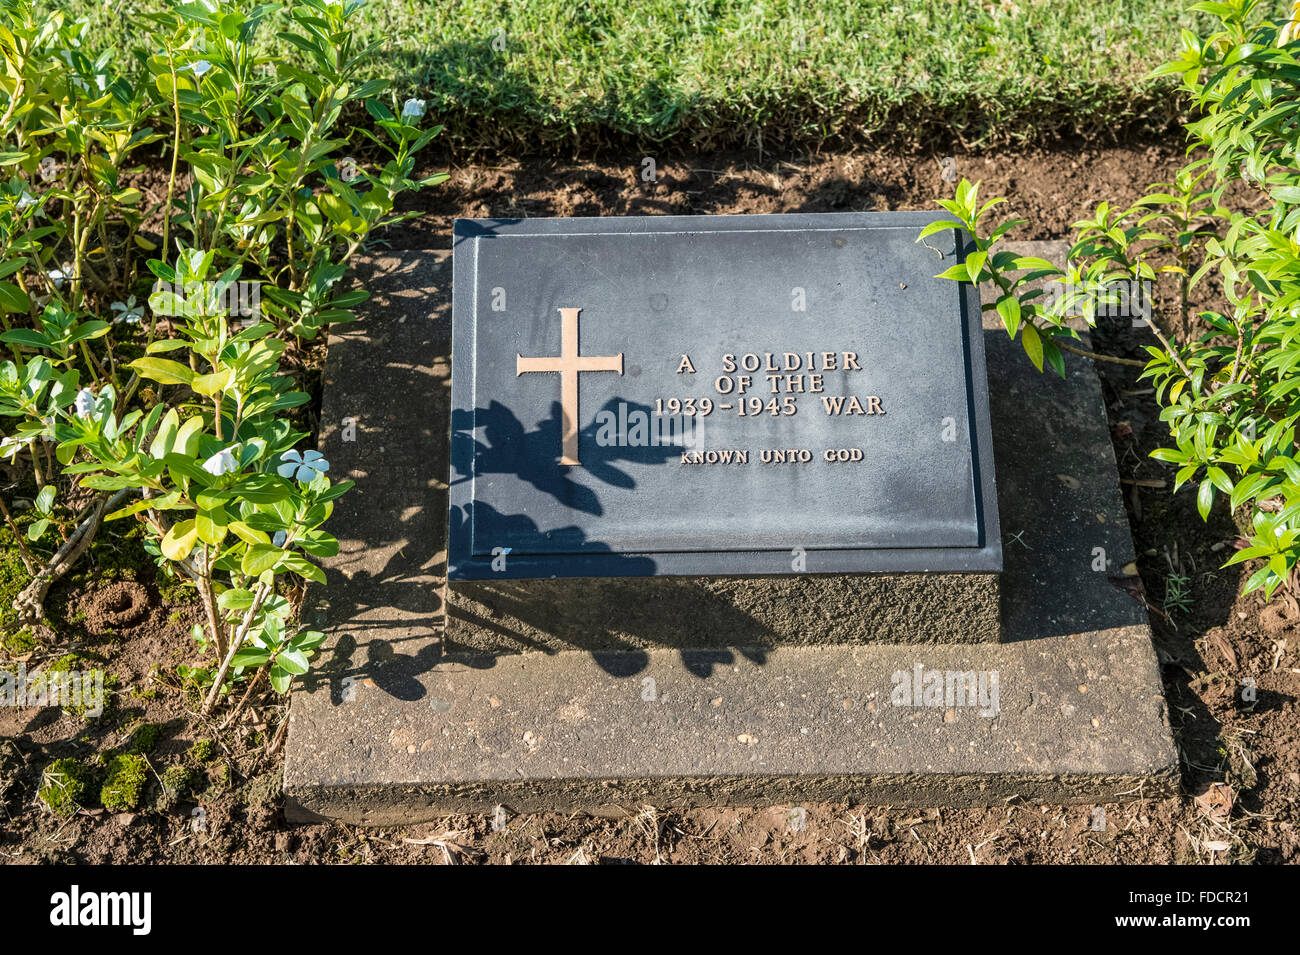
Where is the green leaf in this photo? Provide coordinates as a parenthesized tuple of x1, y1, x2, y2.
(173, 417, 205, 458)
(996, 295, 1021, 337)
(1223, 545, 1275, 567)
(191, 368, 233, 397)
(934, 263, 971, 283)
(195, 509, 228, 546)
(231, 649, 272, 669)
(281, 553, 325, 584)
(292, 631, 326, 652)
(1196, 479, 1215, 521)
(128, 357, 195, 386)
(1241, 563, 1274, 596)
(228, 521, 270, 546)
(1205, 466, 1233, 494)
(0, 281, 31, 314)
(161, 519, 199, 561)
(916, 220, 962, 241)
(269, 665, 293, 694)
(107, 491, 180, 521)
(0, 329, 47, 349)
(277, 648, 310, 675)
(1021, 323, 1044, 372)
(241, 543, 283, 576)
(150, 409, 180, 459)
(1042, 339, 1066, 379)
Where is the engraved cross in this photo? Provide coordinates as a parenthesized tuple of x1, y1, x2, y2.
(517, 307, 623, 465)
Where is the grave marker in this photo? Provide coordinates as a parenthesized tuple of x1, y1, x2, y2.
(447, 213, 1001, 650)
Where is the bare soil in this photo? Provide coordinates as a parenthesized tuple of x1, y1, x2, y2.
(2, 141, 1297, 864)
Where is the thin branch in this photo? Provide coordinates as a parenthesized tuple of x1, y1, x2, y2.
(1055, 341, 1147, 368)
(13, 488, 130, 625)
(0, 494, 37, 574)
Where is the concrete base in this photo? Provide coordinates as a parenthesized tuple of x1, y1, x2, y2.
(283, 249, 1179, 824)
(288, 629, 1173, 823)
(445, 571, 1001, 653)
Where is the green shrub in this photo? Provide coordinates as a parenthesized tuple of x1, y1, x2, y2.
(927, 0, 1300, 600)
(0, 0, 445, 712)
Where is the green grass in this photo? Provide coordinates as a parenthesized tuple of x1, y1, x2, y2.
(57, 1, 1292, 149)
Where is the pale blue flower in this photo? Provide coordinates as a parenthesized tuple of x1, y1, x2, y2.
(401, 98, 426, 120)
(277, 449, 328, 482)
(111, 296, 144, 325)
(74, 388, 95, 419)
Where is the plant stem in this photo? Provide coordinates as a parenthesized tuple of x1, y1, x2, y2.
(1055, 341, 1146, 368)
(201, 580, 270, 714)
(0, 495, 37, 574)
(13, 488, 129, 625)
(222, 663, 267, 729)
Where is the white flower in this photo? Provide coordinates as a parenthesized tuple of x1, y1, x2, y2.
(74, 388, 95, 419)
(0, 435, 30, 461)
(187, 60, 213, 78)
(47, 268, 68, 288)
(401, 98, 427, 120)
(15, 191, 37, 211)
(277, 449, 329, 482)
(202, 446, 239, 477)
(273, 530, 287, 547)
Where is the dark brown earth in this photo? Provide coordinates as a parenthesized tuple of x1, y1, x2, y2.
(1, 141, 1297, 864)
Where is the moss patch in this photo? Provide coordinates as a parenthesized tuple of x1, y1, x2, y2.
(155, 763, 199, 811)
(1, 627, 38, 655)
(0, 511, 35, 636)
(127, 722, 164, 755)
(188, 739, 215, 763)
(39, 758, 96, 816)
(99, 754, 148, 811)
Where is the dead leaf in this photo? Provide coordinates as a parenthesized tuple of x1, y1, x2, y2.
(1207, 632, 1238, 670)
(1193, 782, 1234, 823)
